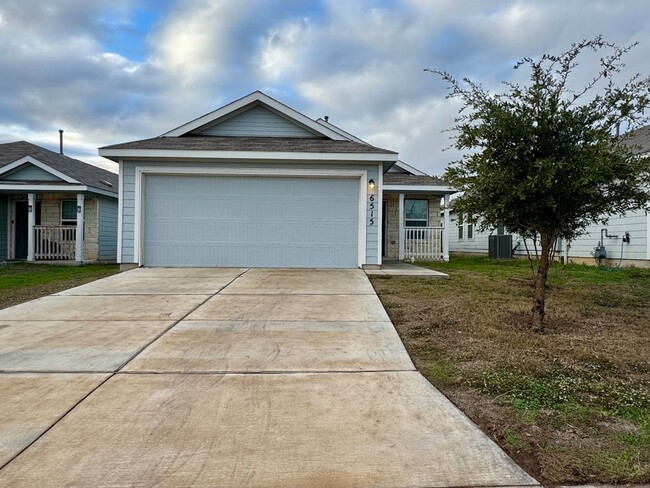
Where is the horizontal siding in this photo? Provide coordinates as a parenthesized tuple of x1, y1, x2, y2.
(198, 106, 317, 138)
(566, 210, 648, 260)
(2, 164, 61, 182)
(0, 195, 7, 260)
(120, 161, 380, 265)
(449, 211, 649, 261)
(98, 197, 118, 261)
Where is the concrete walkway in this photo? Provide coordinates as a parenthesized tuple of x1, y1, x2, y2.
(0, 268, 538, 487)
(365, 260, 448, 278)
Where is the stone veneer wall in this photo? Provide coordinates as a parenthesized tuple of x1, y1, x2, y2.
(38, 194, 99, 261)
(383, 194, 442, 259)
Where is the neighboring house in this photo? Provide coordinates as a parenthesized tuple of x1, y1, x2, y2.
(0, 141, 119, 263)
(99, 90, 455, 269)
(449, 125, 650, 267)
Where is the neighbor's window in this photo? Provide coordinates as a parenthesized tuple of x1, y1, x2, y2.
(61, 200, 77, 225)
(405, 199, 428, 227)
(497, 225, 505, 235)
(458, 213, 464, 239)
(467, 220, 474, 239)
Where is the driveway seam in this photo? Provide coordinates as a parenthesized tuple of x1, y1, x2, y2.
(0, 373, 113, 472)
(119, 369, 418, 375)
(114, 268, 251, 373)
(0, 268, 253, 474)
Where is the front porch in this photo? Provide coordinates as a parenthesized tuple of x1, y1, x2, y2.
(382, 191, 451, 262)
(1, 192, 96, 263)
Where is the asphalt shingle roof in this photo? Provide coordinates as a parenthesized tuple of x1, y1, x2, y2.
(0, 141, 118, 193)
(383, 173, 449, 186)
(100, 136, 397, 155)
(623, 125, 650, 155)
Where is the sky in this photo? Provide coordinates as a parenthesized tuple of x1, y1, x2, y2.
(1, 0, 649, 176)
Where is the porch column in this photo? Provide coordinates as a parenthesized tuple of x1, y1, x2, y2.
(27, 193, 35, 262)
(398, 193, 405, 260)
(443, 193, 450, 262)
(75, 193, 85, 262)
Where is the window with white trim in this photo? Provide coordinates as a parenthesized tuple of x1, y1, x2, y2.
(405, 199, 428, 227)
(61, 200, 77, 225)
(458, 213, 464, 239)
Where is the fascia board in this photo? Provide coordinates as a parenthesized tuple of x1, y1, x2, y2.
(98, 148, 398, 162)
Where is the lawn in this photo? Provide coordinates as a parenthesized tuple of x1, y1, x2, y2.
(369, 257, 649, 486)
(0, 262, 119, 310)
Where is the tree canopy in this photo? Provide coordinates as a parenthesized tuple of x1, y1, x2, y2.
(430, 36, 650, 331)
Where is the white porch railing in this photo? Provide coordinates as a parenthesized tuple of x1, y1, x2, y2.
(34, 225, 77, 260)
(404, 226, 444, 261)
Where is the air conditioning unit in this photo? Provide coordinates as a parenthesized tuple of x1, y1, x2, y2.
(488, 235, 513, 259)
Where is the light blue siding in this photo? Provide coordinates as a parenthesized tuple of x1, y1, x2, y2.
(120, 161, 382, 266)
(365, 167, 379, 264)
(197, 106, 318, 138)
(0, 195, 7, 260)
(98, 197, 118, 261)
(143, 175, 359, 268)
(121, 163, 136, 262)
(1, 164, 61, 182)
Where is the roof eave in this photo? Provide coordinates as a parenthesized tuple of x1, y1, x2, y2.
(98, 148, 398, 164)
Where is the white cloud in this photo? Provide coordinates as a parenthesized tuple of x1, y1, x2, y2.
(0, 0, 649, 177)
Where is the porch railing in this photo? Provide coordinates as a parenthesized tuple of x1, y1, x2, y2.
(404, 226, 443, 261)
(34, 225, 76, 260)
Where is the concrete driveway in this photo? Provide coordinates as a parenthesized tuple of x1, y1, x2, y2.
(0, 268, 539, 487)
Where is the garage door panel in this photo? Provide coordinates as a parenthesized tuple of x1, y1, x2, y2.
(143, 175, 359, 268)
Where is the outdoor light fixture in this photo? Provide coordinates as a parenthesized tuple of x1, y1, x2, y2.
(28, 205, 32, 212)
(77, 205, 82, 213)
(368, 179, 376, 189)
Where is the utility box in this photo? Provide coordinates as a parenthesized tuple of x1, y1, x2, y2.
(489, 234, 513, 259)
(594, 245, 607, 259)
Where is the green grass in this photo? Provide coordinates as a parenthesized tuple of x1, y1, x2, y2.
(0, 262, 119, 309)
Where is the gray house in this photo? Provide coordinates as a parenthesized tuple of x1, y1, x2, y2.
(101, 91, 456, 269)
(0, 141, 119, 262)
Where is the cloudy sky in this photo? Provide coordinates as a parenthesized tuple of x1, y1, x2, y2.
(1, 0, 648, 175)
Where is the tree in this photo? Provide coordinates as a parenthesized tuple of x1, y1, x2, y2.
(429, 36, 650, 332)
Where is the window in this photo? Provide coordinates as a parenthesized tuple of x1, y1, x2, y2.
(61, 200, 77, 225)
(467, 221, 473, 239)
(497, 225, 505, 235)
(458, 213, 464, 239)
(405, 199, 428, 227)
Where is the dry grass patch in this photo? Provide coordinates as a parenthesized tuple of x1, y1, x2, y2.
(370, 257, 649, 486)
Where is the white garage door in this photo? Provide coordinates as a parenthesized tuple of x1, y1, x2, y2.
(143, 175, 360, 268)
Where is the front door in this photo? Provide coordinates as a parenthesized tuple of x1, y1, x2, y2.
(13, 200, 41, 260)
(14, 201, 28, 259)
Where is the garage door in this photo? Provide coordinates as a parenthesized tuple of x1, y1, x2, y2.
(143, 175, 360, 268)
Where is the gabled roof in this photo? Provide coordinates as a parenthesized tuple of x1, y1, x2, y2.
(0, 141, 118, 193)
(162, 91, 347, 140)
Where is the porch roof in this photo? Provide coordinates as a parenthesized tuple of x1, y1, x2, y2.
(0, 141, 118, 196)
(383, 173, 454, 194)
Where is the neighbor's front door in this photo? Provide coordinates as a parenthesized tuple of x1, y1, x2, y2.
(14, 201, 28, 259)
(13, 200, 41, 260)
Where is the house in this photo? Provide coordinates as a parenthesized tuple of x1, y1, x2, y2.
(99, 91, 455, 269)
(449, 125, 650, 267)
(0, 141, 119, 263)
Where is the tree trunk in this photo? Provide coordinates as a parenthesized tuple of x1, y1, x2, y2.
(531, 234, 553, 333)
